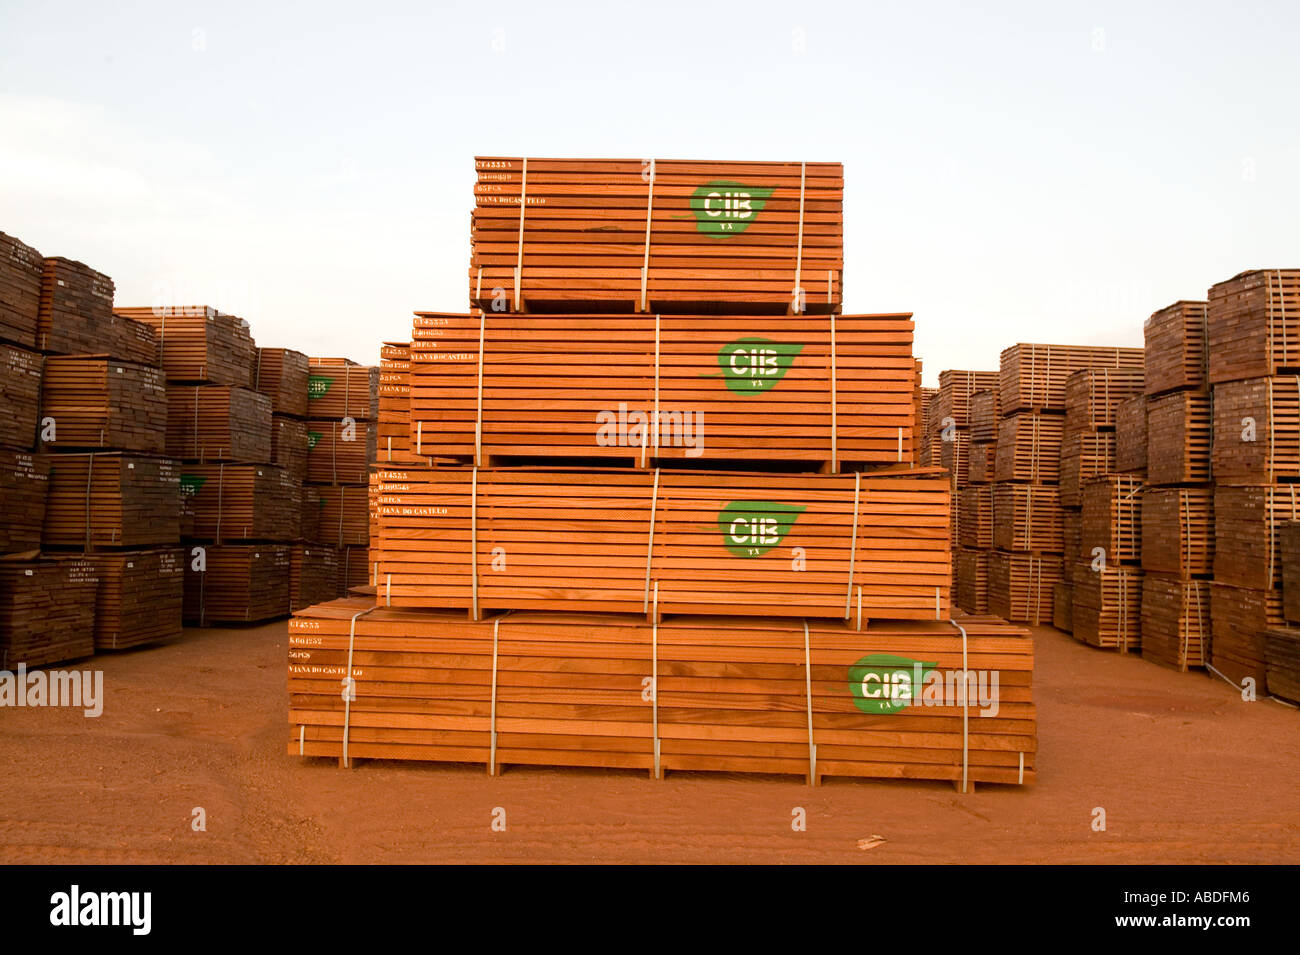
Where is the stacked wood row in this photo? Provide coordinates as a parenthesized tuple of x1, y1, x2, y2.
(992, 484, 1063, 552)
(1062, 507, 1082, 566)
(1059, 432, 1115, 506)
(968, 441, 995, 484)
(288, 600, 1034, 785)
(999, 344, 1144, 413)
(1206, 270, 1300, 384)
(0, 231, 43, 348)
(0, 342, 42, 449)
(307, 358, 378, 420)
(374, 466, 951, 620)
(1211, 485, 1300, 590)
(1062, 367, 1146, 435)
(270, 415, 309, 479)
(987, 551, 1061, 626)
(939, 430, 969, 488)
(306, 418, 376, 485)
(994, 413, 1063, 483)
(1261, 626, 1300, 703)
(113, 306, 255, 385)
(409, 312, 918, 468)
(180, 464, 302, 542)
(339, 544, 370, 595)
(969, 389, 1001, 442)
(1209, 582, 1281, 687)
(957, 486, 992, 550)
(1141, 575, 1210, 671)
(1140, 488, 1214, 577)
(1115, 396, 1148, 474)
(313, 483, 371, 549)
(42, 453, 180, 548)
(68, 548, 186, 650)
(1281, 522, 1300, 623)
(1052, 582, 1073, 634)
(1080, 475, 1142, 566)
(0, 560, 98, 667)
(39, 357, 167, 454)
(183, 543, 292, 625)
(933, 370, 999, 429)
(39, 259, 157, 364)
(911, 360, 924, 458)
(290, 544, 340, 611)
(1146, 392, 1212, 485)
(1210, 376, 1300, 484)
(954, 549, 988, 614)
(0, 450, 48, 552)
(1144, 301, 1208, 397)
(253, 347, 309, 417)
(379, 342, 424, 465)
(1072, 563, 1143, 652)
(166, 386, 272, 463)
(469, 158, 844, 315)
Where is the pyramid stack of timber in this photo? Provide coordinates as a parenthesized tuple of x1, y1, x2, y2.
(1204, 270, 1300, 688)
(39, 357, 167, 453)
(0, 560, 98, 668)
(112, 305, 255, 386)
(289, 599, 1034, 785)
(469, 158, 843, 315)
(0, 231, 43, 348)
(39, 259, 157, 363)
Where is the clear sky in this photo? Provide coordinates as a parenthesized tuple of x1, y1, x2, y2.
(2, 0, 1297, 380)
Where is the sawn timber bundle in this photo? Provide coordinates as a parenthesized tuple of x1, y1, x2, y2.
(43, 453, 180, 549)
(999, 344, 1144, 413)
(0, 560, 98, 668)
(113, 306, 255, 386)
(40, 357, 167, 454)
(288, 599, 1035, 786)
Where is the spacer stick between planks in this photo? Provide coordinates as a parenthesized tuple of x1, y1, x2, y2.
(802, 619, 817, 785)
(340, 603, 379, 769)
(843, 471, 861, 618)
(513, 158, 528, 312)
(639, 160, 655, 312)
(643, 468, 660, 613)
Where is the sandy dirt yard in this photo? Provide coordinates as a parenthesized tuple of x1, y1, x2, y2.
(1, 621, 1297, 864)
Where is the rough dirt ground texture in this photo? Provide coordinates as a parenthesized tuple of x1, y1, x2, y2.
(1, 621, 1297, 864)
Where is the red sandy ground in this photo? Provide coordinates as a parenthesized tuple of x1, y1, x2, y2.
(0, 622, 1296, 864)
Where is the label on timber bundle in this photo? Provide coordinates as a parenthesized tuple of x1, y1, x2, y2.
(688, 181, 775, 236)
(702, 338, 803, 394)
(307, 375, 333, 399)
(848, 654, 936, 715)
(306, 431, 322, 450)
(717, 501, 806, 557)
(379, 505, 448, 518)
(179, 475, 207, 497)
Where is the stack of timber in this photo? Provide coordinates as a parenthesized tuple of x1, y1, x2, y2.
(1059, 432, 1116, 506)
(270, 415, 309, 479)
(1062, 368, 1145, 436)
(1145, 301, 1209, 395)
(307, 358, 378, 420)
(253, 348, 309, 417)
(288, 600, 1034, 786)
(1053, 581, 1073, 633)
(0, 342, 42, 449)
(379, 342, 426, 466)
(374, 466, 951, 620)
(180, 464, 302, 542)
(1067, 466, 1143, 647)
(65, 548, 185, 650)
(958, 486, 992, 550)
(968, 440, 995, 485)
(1072, 562, 1143, 651)
(42, 453, 180, 548)
(184, 544, 292, 625)
(988, 551, 1061, 625)
(166, 385, 273, 464)
(994, 414, 1063, 483)
(290, 543, 340, 612)
(955, 549, 989, 614)
(0, 560, 98, 667)
(1141, 489, 1214, 578)
(992, 484, 1063, 552)
(1261, 624, 1300, 704)
(306, 418, 376, 485)
(918, 386, 937, 463)
(969, 389, 1001, 443)
(0, 450, 48, 553)
(1080, 475, 1142, 566)
(1212, 485, 1300, 591)
(113, 305, 254, 386)
(40, 357, 167, 454)
(933, 370, 999, 432)
(338, 543, 371, 597)
(1141, 575, 1210, 671)
(311, 482, 370, 549)
(1115, 395, 1148, 474)
(0, 231, 43, 348)
(999, 344, 1144, 413)
(408, 311, 918, 469)
(1147, 392, 1211, 485)
(1207, 270, 1300, 384)
(38, 259, 157, 363)
(1280, 522, 1300, 624)
(1210, 376, 1300, 484)
(468, 158, 844, 315)
(1208, 583, 1280, 687)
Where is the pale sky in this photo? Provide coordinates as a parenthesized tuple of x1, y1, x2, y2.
(2, 0, 1297, 381)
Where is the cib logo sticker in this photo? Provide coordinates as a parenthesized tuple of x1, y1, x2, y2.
(848, 654, 935, 715)
(702, 338, 804, 394)
(718, 501, 806, 557)
(308, 375, 333, 399)
(689, 181, 775, 235)
(179, 475, 207, 497)
(307, 431, 323, 450)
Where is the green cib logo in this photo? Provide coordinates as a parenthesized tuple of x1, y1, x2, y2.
(848, 654, 936, 715)
(718, 500, 806, 557)
(179, 475, 207, 498)
(703, 338, 804, 394)
(308, 375, 333, 399)
(689, 180, 775, 236)
(307, 431, 322, 450)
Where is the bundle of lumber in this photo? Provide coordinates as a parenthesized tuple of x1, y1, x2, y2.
(970, 389, 1001, 442)
(1141, 574, 1209, 671)
(468, 157, 844, 315)
(1115, 395, 1147, 473)
(999, 344, 1144, 413)
(0, 560, 98, 667)
(1059, 432, 1115, 506)
(1281, 522, 1300, 623)
(290, 543, 340, 611)
(270, 415, 309, 479)
(1062, 508, 1082, 565)
(957, 486, 992, 549)
(1209, 583, 1280, 687)
(379, 342, 425, 465)
(933, 370, 999, 429)
(307, 358, 378, 420)
(919, 386, 936, 434)
(1212, 485, 1300, 590)
(409, 311, 917, 468)
(0, 231, 43, 348)
(1146, 391, 1211, 485)
(1210, 376, 1299, 484)
(939, 431, 969, 487)
(43, 453, 180, 548)
(0, 450, 48, 552)
(994, 413, 1063, 483)
(992, 484, 1063, 552)
(312, 483, 370, 548)
(375, 466, 951, 621)
(1207, 270, 1300, 384)
(1262, 627, 1300, 703)
(113, 305, 254, 385)
(253, 347, 309, 418)
(184, 543, 291, 625)
(1053, 582, 1073, 633)
(65, 548, 185, 650)
(955, 548, 988, 613)
(339, 544, 370, 595)
(288, 600, 1033, 786)
(1063, 367, 1145, 435)
(40, 357, 167, 453)
(0, 342, 42, 449)
(306, 418, 375, 485)
(1140, 488, 1214, 577)
(166, 385, 272, 463)
(38, 259, 156, 364)
(968, 441, 995, 484)
(180, 464, 301, 542)
(1144, 301, 1208, 396)
(987, 551, 1061, 625)
(1080, 475, 1142, 565)
(1072, 563, 1142, 651)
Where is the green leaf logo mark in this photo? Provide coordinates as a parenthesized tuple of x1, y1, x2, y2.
(689, 180, 775, 236)
(717, 500, 806, 557)
(307, 431, 322, 450)
(702, 337, 804, 394)
(308, 375, 333, 400)
(848, 654, 936, 715)
(179, 475, 207, 498)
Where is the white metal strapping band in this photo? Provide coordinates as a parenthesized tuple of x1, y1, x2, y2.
(489, 616, 500, 775)
(513, 158, 528, 311)
(652, 581, 660, 779)
(791, 161, 806, 313)
(830, 312, 838, 470)
(475, 310, 486, 467)
(843, 472, 861, 618)
(643, 468, 660, 612)
(470, 468, 479, 620)
(640, 160, 655, 312)
(802, 619, 816, 784)
(341, 604, 379, 768)
(953, 620, 970, 793)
